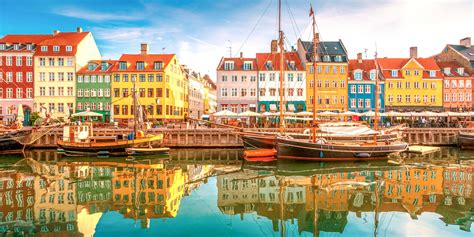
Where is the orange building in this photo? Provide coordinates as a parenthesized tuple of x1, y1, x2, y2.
(436, 61, 474, 111)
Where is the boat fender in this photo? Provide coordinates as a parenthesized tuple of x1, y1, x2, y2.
(355, 153, 371, 158)
(303, 129, 310, 135)
(316, 138, 327, 144)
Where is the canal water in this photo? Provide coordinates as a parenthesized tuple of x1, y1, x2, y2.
(0, 148, 472, 237)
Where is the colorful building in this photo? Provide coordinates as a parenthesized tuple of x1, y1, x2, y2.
(183, 65, 204, 119)
(202, 74, 217, 114)
(0, 34, 51, 125)
(111, 44, 188, 123)
(436, 61, 473, 111)
(216, 53, 258, 113)
(33, 28, 101, 119)
(297, 39, 348, 112)
(257, 41, 306, 112)
(76, 60, 116, 121)
(347, 54, 385, 112)
(435, 37, 473, 71)
(378, 47, 443, 111)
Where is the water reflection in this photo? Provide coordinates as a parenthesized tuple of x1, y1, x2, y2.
(0, 149, 472, 236)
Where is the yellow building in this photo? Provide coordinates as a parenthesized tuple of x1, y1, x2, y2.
(111, 44, 188, 123)
(297, 39, 349, 112)
(34, 28, 101, 118)
(379, 48, 443, 111)
(202, 74, 217, 114)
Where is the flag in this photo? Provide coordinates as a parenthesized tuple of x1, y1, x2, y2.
(309, 4, 314, 17)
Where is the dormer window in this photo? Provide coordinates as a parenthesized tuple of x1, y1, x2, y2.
(13, 44, 19, 50)
(335, 55, 342, 62)
(66, 46, 72, 52)
(243, 62, 252, 71)
(354, 71, 362, 80)
(265, 61, 272, 70)
(101, 62, 108, 71)
(391, 70, 398, 77)
(0, 44, 5, 50)
(287, 61, 296, 70)
(224, 61, 234, 70)
(87, 62, 97, 71)
(119, 61, 127, 70)
(443, 67, 451, 75)
(429, 70, 436, 77)
(323, 55, 331, 62)
(26, 44, 33, 50)
(53, 46, 60, 52)
(457, 67, 464, 75)
(136, 61, 145, 70)
(41, 46, 47, 52)
(369, 70, 376, 80)
(154, 61, 163, 70)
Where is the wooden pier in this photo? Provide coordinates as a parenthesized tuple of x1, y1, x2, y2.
(27, 127, 474, 149)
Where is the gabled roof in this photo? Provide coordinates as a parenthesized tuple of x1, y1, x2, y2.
(77, 60, 118, 74)
(377, 58, 442, 78)
(112, 54, 175, 72)
(448, 44, 474, 61)
(216, 57, 257, 71)
(300, 39, 348, 63)
(34, 32, 91, 56)
(348, 59, 377, 81)
(0, 34, 52, 44)
(436, 61, 473, 77)
(203, 74, 217, 89)
(255, 52, 304, 71)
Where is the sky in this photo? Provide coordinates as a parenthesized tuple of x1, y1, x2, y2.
(1, 0, 473, 80)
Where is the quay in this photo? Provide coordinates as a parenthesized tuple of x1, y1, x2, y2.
(26, 127, 474, 149)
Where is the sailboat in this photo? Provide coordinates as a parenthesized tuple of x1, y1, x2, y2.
(275, 4, 408, 161)
(57, 78, 164, 157)
(241, 1, 401, 150)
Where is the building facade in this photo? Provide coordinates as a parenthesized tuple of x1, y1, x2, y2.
(216, 53, 258, 113)
(111, 44, 188, 123)
(0, 34, 51, 125)
(379, 47, 443, 111)
(435, 37, 473, 71)
(347, 55, 385, 113)
(184, 66, 204, 119)
(256, 42, 306, 112)
(76, 60, 116, 121)
(33, 28, 101, 119)
(436, 61, 473, 111)
(297, 39, 348, 112)
(202, 74, 217, 114)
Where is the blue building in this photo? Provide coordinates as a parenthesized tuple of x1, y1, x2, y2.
(347, 55, 385, 113)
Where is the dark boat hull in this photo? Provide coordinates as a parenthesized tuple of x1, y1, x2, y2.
(457, 133, 474, 149)
(0, 129, 32, 152)
(242, 132, 400, 150)
(276, 137, 408, 161)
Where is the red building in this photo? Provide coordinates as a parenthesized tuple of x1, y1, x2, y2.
(436, 61, 474, 111)
(0, 34, 51, 125)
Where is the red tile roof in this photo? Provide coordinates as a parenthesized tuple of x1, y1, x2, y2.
(217, 57, 257, 71)
(112, 54, 175, 72)
(436, 61, 473, 77)
(0, 34, 52, 44)
(34, 32, 90, 56)
(256, 52, 304, 71)
(348, 59, 376, 81)
(377, 58, 442, 78)
(203, 74, 217, 89)
(77, 60, 118, 74)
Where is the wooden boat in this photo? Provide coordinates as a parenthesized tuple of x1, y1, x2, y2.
(457, 132, 474, 149)
(57, 124, 163, 156)
(126, 147, 170, 156)
(0, 129, 32, 152)
(275, 137, 408, 161)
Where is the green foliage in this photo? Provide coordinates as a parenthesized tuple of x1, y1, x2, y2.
(30, 112, 40, 124)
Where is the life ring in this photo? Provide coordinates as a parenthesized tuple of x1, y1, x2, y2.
(316, 138, 327, 144)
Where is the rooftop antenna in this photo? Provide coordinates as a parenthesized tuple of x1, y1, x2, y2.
(227, 40, 232, 57)
(162, 47, 166, 53)
(364, 48, 368, 58)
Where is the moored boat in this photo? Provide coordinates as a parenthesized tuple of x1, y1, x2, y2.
(457, 132, 474, 149)
(0, 129, 32, 152)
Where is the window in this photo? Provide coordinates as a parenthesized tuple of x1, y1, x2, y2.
(224, 61, 234, 70)
(26, 56, 32, 66)
(350, 99, 356, 108)
(406, 82, 410, 89)
(365, 85, 370, 93)
(391, 70, 397, 77)
(231, 88, 237, 96)
(136, 61, 145, 70)
(48, 87, 55, 96)
(105, 89, 110, 97)
(414, 70, 420, 76)
(41, 46, 47, 51)
(317, 66, 322, 73)
(297, 73, 303, 81)
(139, 74, 145, 82)
(405, 95, 410, 103)
(84, 75, 90, 83)
(259, 88, 265, 96)
(119, 62, 127, 70)
(332, 66, 337, 74)
(406, 70, 411, 76)
(350, 85, 356, 93)
(452, 93, 457, 101)
(16, 88, 22, 98)
(49, 72, 55, 81)
(452, 80, 457, 88)
(53, 46, 60, 52)
(67, 57, 74, 66)
(26, 88, 33, 98)
(58, 72, 64, 81)
(67, 72, 73, 81)
(154, 61, 163, 70)
(467, 93, 471, 102)
(123, 74, 129, 82)
(287, 73, 294, 81)
(58, 87, 64, 96)
(354, 71, 362, 80)
(358, 85, 363, 93)
(48, 58, 55, 66)
(84, 89, 90, 97)
(231, 75, 237, 82)
(323, 55, 330, 62)
(444, 93, 450, 102)
(241, 75, 247, 82)
(147, 74, 154, 82)
(324, 66, 330, 74)
(430, 70, 436, 77)
(221, 88, 227, 97)
(414, 94, 420, 103)
(340, 66, 345, 74)
(269, 88, 276, 96)
(365, 99, 371, 108)
(423, 95, 428, 103)
(431, 82, 437, 89)
(250, 88, 256, 96)
(317, 80, 322, 88)
(332, 80, 337, 88)
(39, 87, 45, 96)
(67, 87, 73, 96)
(243, 62, 252, 70)
(297, 88, 303, 96)
(397, 82, 402, 89)
(414, 82, 420, 89)
(325, 80, 330, 88)
(430, 95, 436, 103)
(358, 99, 363, 108)
(388, 95, 394, 103)
(250, 75, 256, 81)
(66, 45, 72, 51)
(156, 74, 162, 82)
(288, 88, 294, 96)
(240, 88, 247, 97)
(269, 73, 275, 81)
(265, 61, 272, 70)
(459, 93, 464, 102)
(397, 95, 402, 103)
(122, 88, 128, 97)
(459, 80, 464, 88)
(16, 72, 22, 82)
(16, 56, 22, 66)
(422, 82, 428, 89)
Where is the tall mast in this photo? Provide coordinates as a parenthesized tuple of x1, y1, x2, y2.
(133, 77, 138, 140)
(311, 4, 318, 143)
(373, 51, 379, 143)
(278, 0, 285, 134)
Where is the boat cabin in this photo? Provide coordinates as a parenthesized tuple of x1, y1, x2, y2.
(62, 125, 118, 143)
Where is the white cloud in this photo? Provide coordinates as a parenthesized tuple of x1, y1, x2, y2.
(55, 7, 144, 22)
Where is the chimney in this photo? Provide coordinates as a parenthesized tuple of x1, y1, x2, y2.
(240, 52, 243, 59)
(271, 40, 278, 53)
(76, 27, 83, 33)
(53, 30, 60, 35)
(140, 43, 149, 55)
(409, 46, 418, 58)
(357, 53, 363, 63)
(460, 37, 471, 47)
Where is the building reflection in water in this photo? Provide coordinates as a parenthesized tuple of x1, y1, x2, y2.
(0, 148, 472, 236)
